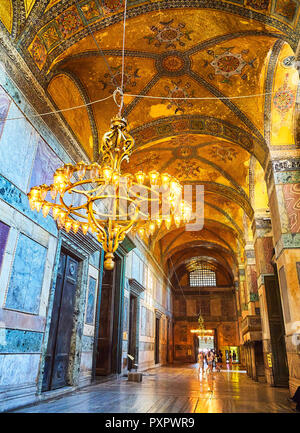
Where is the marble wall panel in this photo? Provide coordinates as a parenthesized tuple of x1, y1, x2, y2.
(283, 183, 300, 234)
(29, 136, 62, 193)
(0, 221, 9, 269)
(0, 103, 37, 192)
(0, 175, 58, 235)
(123, 295, 129, 332)
(0, 354, 40, 386)
(85, 276, 96, 325)
(80, 351, 93, 373)
(0, 86, 11, 141)
(81, 335, 94, 352)
(0, 329, 43, 353)
(5, 233, 47, 314)
(279, 265, 292, 324)
(89, 250, 100, 268)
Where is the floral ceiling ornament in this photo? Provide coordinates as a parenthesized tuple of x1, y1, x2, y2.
(100, 64, 140, 92)
(273, 73, 296, 120)
(175, 160, 201, 180)
(144, 19, 193, 49)
(246, 0, 270, 10)
(133, 152, 161, 171)
(56, 6, 82, 38)
(164, 80, 194, 114)
(205, 47, 256, 84)
(168, 135, 198, 147)
(102, 0, 123, 13)
(208, 145, 238, 162)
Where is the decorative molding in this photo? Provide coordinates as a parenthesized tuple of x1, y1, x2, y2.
(155, 308, 163, 319)
(272, 157, 300, 172)
(61, 228, 101, 257)
(128, 278, 145, 297)
(19, 0, 299, 65)
(250, 292, 259, 302)
(275, 233, 300, 258)
(264, 39, 285, 146)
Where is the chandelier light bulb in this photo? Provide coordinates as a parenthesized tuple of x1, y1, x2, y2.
(102, 166, 113, 184)
(42, 204, 51, 218)
(52, 206, 60, 220)
(65, 219, 72, 233)
(149, 170, 159, 186)
(135, 171, 145, 185)
(35, 201, 43, 212)
(77, 161, 86, 180)
(81, 223, 89, 235)
(72, 221, 80, 233)
(90, 163, 100, 180)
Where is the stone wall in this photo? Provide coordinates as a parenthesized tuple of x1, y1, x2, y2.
(0, 72, 101, 411)
(122, 244, 173, 373)
(173, 291, 239, 362)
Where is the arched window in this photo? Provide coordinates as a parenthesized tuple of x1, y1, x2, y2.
(189, 262, 216, 287)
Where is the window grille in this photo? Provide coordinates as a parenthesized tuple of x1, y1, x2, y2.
(189, 263, 216, 287)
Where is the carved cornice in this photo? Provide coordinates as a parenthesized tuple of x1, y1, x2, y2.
(155, 308, 163, 318)
(61, 228, 101, 256)
(129, 278, 145, 297)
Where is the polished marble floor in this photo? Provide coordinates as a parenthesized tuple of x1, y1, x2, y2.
(13, 364, 295, 413)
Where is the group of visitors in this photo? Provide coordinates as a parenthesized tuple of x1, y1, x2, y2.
(197, 349, 223, 374)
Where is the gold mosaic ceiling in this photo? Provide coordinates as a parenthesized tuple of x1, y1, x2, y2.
(1, 0, 299, 275)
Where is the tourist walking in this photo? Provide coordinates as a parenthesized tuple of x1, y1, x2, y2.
(198, 351, 205, 375)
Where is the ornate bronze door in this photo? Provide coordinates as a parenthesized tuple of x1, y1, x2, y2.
(128, 294, 138, 370)
(264, 274, 289, 387)
(42, 251, 79, 391)
(155, 317, 160, 364)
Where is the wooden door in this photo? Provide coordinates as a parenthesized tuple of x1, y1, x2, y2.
(128, 294, 137, 370)
(264, 275, 289, 387)
(95, 267, 115, 375)
(42, 252, 79, 391)
(155, 317, 160, 364)
(95, 256, 123, 376)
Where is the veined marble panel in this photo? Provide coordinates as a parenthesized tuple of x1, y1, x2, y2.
(0, 102, 37, 192)
(0, 220, 9, 269)
(0, 328, 43, 353)
(29, 136, 62, 194)
(85, 276, 96, 325)
(89, 250, 100, 269)
(0, 353, 40, 386)
(38, 234, 57, 317)
(80, 351, 93, 373)
(0, 174, 58, 235)
(5, 233, 47, 314)
(0, 86, 11, 141)
(81, 335, 94, 352)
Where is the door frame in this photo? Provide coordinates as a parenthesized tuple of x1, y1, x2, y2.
(92, 239, 135, 378)
(37, 230, 97, 394)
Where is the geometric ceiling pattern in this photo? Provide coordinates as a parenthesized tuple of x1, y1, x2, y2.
(1, 0, 299, 280)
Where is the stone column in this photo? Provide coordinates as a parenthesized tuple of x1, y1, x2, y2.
(244, 244, 259, 315)
(265, 157, 300, 394)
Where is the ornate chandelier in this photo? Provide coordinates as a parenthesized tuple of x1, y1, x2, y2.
(27, 117, 191, 270)
(190, 313, 212, 338)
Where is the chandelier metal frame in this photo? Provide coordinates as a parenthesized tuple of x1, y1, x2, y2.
(28, 117, 192, 270)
